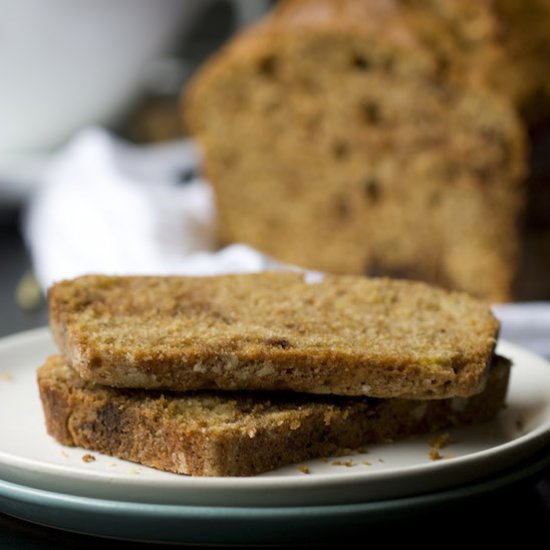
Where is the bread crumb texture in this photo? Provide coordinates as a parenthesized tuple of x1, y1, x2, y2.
(37, 354, 510, 476)
(48, 273, 499, 399)
(182, 0, 545, 302)
(429, 449, 443, 461)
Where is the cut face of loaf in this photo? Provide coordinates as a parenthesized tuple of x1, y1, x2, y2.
(48, 273, 499, 399)
(37, 355, 511, 477)
(184, 0, 526, 302)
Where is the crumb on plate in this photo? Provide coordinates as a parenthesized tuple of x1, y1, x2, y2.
(429, 449, 443, 461)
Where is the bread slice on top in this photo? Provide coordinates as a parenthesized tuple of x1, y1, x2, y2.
(48, 273, 499, 399)
(37, 354, 510, 477)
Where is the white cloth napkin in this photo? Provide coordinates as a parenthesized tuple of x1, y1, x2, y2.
(25, 128, 288, 281)
(24, 128, 550, 358)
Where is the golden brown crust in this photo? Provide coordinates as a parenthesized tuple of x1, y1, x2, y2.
(48, 273, 499, 399)
(37, 355, 510, 477)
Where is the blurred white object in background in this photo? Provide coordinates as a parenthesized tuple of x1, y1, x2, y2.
(0, 0, 189, 194)
(0, 0, 270, 203)
(24, 128, 218, 288)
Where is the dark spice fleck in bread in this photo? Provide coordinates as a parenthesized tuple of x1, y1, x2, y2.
(37, 355, 510, 477)
(48, 273, 499, 399)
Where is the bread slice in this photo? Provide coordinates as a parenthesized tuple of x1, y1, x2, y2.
(37, 354, 510, 477)
(48, 273, 499, 399)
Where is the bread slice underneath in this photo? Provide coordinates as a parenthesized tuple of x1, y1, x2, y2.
(48, 273, 499, 399)
(37, 355, 510, 477)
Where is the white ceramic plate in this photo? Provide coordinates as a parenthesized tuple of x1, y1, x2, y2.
(0, 328, 549, 508)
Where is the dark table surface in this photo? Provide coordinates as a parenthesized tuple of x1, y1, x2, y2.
(0, 206, 549, 547)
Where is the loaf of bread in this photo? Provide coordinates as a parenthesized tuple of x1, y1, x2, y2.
(184, 0, 543, 302)
(48, 273, 499, 399)
(37, 354, 510, 477)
